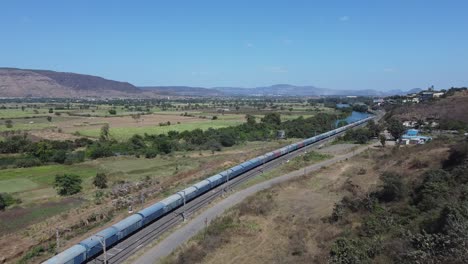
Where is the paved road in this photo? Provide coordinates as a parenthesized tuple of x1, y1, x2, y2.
(133, 143, 376, 264)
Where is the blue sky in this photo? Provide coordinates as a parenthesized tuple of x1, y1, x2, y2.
(1, 1, 467, 90)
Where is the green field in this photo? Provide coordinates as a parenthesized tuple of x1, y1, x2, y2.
(76, 119, 245, 140)
(0, 164, 98, 187)
(0, 109, 48, 118)
(0, 178, 39, 193)
(0, 122, 56, 132)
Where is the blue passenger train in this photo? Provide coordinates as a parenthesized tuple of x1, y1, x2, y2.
(43, 116, 373, 264)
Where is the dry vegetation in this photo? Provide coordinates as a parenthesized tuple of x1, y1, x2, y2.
(162, 139, 457, 264)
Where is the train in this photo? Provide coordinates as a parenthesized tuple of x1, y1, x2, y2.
(43, 115, 374, 264)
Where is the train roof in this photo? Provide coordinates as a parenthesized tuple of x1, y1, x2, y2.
(160, 194, 181, 206)
(138, 202, 165, 218)
(42, 244, 86, 264)
(112, 214, 143, 231)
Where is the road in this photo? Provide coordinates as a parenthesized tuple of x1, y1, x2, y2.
(132, 142, 376, 264)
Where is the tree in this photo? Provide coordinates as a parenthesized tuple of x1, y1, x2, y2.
(377, 172, 406, 202)
(337, 120, 348, 128)
(387, 119, 405, 141)
(48, 108, 54, 113)
(245, 114, 256, 125)
(367, 120, 381, 137)
(0, 194, 5, 211)
(5, 119, 13, 128)
(100, 124, 110, 141)
(108, 109, 117, 115)
(379, 134, 386, 148)
(54, 174, 82, 196)
(131, 113, 141, 122)
(93, 173, 108, 189)
(261, 113, 281, 126)
(46, 116, 52, 122)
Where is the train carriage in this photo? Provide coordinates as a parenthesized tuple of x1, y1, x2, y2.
(42, 244, 87, 264)
(112, 214, 143, 240)
(79, 227, 118, 259)
(161, 194, 183, 213)
(192, 180, 211, 194)
(177, 186, 199, 202)
(138, 203, 165, 225)
(230, 165, 246, 177)
(206, 174, 224, 187)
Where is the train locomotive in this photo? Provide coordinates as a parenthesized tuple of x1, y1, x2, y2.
(43, 116, 373, 264)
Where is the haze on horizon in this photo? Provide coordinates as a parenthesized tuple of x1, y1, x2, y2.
(1, 0, 467, 91)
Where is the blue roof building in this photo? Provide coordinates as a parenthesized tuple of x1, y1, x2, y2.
(406, 129, 419, 136)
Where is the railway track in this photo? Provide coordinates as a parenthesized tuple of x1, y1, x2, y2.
(89, 122, 368, 264)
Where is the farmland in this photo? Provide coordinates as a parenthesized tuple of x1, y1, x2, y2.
(0, 97, 352, 263)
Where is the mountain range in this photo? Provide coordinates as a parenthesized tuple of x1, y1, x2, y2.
(0, 68, 421, 98)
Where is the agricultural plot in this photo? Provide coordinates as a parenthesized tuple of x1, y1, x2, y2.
(74, 118, 245, 140)
(0, 164, 98, 196)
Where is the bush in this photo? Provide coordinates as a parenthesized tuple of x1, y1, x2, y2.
(376, 172, 406, 202)
(0, 194, 5, 210)
(144, 148, 158, 159)
(0, 193, 21, 209)
(14, 157, 42, 168)
(54, 174, 82, 196)
(329, 237, 374, 264)
(93, 173, 108, 189)
(87, 143, 113, 159)
(64, 151, 85, 165)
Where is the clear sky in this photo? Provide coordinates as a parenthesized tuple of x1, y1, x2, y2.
(1, 0, 467, 90)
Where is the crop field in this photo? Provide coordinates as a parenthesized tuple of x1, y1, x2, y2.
(0, 164, 98, 196)
(75, 119, 245, 140)
(0, 108, 49, 118)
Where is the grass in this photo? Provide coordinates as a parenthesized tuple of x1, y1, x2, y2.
(75, 119, 244, 140)
(0, 164, 98, 188)
(0, 178, 39, 193)
(0, 198, 82, 236)
(0, 109, 48, 119)
(0, 122, 56, 132)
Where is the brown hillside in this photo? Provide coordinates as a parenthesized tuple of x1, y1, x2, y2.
(390, 90, 468, 122)
(0, 68, 76, 97)
(0, 68, 143, 98)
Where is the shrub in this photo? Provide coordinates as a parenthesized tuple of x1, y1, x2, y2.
(376, 172, 406, 202)
(0, 194, 5, 210)
(329, 237, 374, 264)
(54, 174, 82, 196)
(14, 157, 42, 168)
(93, 173, 108, 189)
(64, 151, 85, 165)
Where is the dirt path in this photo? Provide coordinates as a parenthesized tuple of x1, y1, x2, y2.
(132, 143, 377, 264)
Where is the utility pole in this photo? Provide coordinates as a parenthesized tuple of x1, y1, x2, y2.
(55, 228, 60, 255)
(96, 235, 107, 264)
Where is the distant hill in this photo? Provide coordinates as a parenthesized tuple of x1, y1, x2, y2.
(140, 86, 224, 97)
(0, 67, 427, 98)
(0, 68, 143, 98)
(214, 84, 419, 97)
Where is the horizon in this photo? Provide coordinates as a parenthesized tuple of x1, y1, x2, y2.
(2, 1, 468, 90)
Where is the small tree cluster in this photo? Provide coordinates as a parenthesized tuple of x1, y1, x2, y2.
(54, 174, 82, 196)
